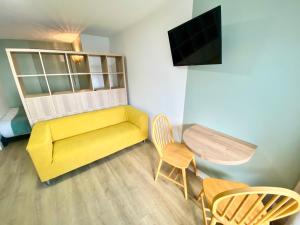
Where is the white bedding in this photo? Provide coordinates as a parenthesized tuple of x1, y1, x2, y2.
(0, 108, 18, 138)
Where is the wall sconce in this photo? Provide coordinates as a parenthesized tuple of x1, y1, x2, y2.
(71, 34, 83, 64)
(71, 55, 84, 64)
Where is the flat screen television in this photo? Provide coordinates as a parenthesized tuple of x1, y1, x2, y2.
(168, 6, 222, 66)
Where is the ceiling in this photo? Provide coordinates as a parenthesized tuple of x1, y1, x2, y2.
(0, 0, 169, 43)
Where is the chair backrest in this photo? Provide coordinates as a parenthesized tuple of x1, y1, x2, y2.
(211, 186, 300, 225)
(151, 114, 174, 157)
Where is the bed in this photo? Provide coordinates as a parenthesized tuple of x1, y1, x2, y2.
(0, 107, 31, 147)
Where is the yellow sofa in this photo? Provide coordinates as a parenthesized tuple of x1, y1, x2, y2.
(27, 105, 148, 182)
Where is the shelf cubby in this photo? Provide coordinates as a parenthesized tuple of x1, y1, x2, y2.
(92, 74, 110, 90)
(11, 52, 43, 75)
(47, 75, 73, 95)
(18, 76, 50, 97)
(88, 55, 108, 73)
(101, 56, 108, 73)
(107, 56, 117, 73)
(72, 74, 93, 92)
(88, 56, 102, 73)
(106, 56, 124, 73)
(68, 54, 90, 74)
(41, 53, 68, 74)
(115, 56, 124, 73)
(109, 73, 125, 89)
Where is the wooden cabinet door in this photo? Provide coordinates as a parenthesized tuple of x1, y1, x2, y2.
(25, 96, 56, 124)
(110, 88, 127, 106)
(75, 92, 95, 113)
(91, 90, 111, 110)
(52, 93, 79, 117)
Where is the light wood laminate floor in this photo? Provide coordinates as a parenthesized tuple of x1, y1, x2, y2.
(0, 139, 203, 225)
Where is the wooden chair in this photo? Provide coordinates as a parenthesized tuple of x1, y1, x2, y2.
(152, 114, 196, 200)
(198, 178, 300, 225)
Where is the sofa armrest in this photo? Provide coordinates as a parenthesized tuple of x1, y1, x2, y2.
(125, 106, 148, 139)
(26, 122, 53, 172)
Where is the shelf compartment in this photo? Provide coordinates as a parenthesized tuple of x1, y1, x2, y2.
(91, 74, 110, 90)
(107, 56, 123, 73)
(88, 56, 108, 73)
(47, 75, 73, 94)
(41, 53, 68, 74)
(115, 56, 124, 73)
(68, 54, 90, 73)
(72, 74, 93, 92)
(11, 52, 43, 75)
(18, 76, 50, 97)
(109, 73, 125, 89)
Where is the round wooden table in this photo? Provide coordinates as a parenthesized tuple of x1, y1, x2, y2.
(183, 124, 257, 165)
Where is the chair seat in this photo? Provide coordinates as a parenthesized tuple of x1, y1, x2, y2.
(162, 143, 194, 168)
(203, 178, 266, 225)
(203, 178, 249, 207)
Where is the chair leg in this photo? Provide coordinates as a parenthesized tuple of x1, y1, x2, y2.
(192, 156, 197, 175)
(197, 190, 203, 201)
(182, 168, 188, 200)
(155, 159, 163, 182)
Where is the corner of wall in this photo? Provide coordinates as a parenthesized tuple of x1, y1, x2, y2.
(72, 35, 83, 51)
(109, 0, 193, 143)
(80, 33, 110, 52)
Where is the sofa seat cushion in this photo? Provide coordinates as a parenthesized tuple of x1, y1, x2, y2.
(53, 122, 141, 166)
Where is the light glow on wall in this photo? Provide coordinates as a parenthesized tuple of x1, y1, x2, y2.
(53, 32, 79, 43)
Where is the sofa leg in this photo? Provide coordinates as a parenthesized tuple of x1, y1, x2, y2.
(143, 139, 146, 143)
(45, 180, 51, 185)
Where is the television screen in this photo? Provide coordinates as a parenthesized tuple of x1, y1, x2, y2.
(168, 6, 222, 66)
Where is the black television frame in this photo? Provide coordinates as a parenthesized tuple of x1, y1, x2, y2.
(168, 6, 222, 66)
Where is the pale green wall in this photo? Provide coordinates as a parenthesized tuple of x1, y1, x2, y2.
(0, 39, 72, 108)
(184, 0, 300, 188)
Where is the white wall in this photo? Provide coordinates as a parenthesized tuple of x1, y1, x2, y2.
(0, 86, 8, 119)
(111, 0, 193, 140)
(80, 33, 110, 52)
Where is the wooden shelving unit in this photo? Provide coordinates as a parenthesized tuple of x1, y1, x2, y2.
(6, 48, 128, 125)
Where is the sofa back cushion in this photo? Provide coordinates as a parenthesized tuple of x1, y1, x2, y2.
(49, 106, 127, 141)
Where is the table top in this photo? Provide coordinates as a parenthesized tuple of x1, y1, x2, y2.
(183, 124, 257, 165)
